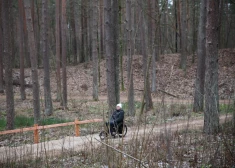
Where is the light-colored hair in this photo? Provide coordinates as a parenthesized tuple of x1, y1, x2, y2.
(116, 103, 122, 108)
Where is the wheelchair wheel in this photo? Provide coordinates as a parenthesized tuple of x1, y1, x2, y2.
(118, 124, 127, 138)
(99, 131, 108, 140)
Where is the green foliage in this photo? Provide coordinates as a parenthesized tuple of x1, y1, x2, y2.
(14, 115, 35, 127)
(0, 118, 6, 131)
(0, 116, 70, 130)
(219, 104, 234, 114)
(201, 164, 212, 168)
(41, 117, 69, 125)
(122, 101, 141, 111)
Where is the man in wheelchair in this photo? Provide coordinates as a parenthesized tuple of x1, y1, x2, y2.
(106, 103, 124, 135)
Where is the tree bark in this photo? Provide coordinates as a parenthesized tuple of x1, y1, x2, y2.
(177, 0, 181, 52)
(104, 0, 117, 110)
(233, 80, 235, 134)
(2, 0, 15, 129)
(81, 0, 88, 63)
(179, 0, 187, 70)
(18, 0, 26, 100)
(126, 0, 135, 116)
(42, 0, 53, 115)
(32, 0, 40, 68)
(0, 1, 4, 93)
(218, 0, 224, 48)
(162, 0, 168, 54)
(99, 0, 104, 59)
(193, 0, 206, 113)
(150, 0, 156, 92)
(70, 0, 77, 65)
(61, 0, 67, 108)
(174, 0, 178, 53)
(92, 0, 99, 101)
(191, 0, 196, 63)
(155, 0, 160, 61)
(23, 5, 31, 68)
(24, 0, 41, 124)
(73, 0, 81, 64)
(56, 0, 62, 102)
(140, 0, 153, 112)
(204, 0, 220, 134)
(112, 0, 120, 104)
(119, 0, 124, 92)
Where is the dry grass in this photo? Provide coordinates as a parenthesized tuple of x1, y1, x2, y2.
(0, 98, 234, 168)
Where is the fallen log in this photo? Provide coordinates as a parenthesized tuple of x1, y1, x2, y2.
(3, 79, 32, 88)
(158, 89, 178, 98)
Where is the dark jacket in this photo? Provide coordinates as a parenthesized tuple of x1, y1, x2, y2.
(110, 109, 124, 124)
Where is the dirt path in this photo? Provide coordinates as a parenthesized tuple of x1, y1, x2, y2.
(0, 115, 232, 162)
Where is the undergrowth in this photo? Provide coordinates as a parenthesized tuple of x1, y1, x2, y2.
(0, 116, 70, 131)
(0, 98, 234, 168)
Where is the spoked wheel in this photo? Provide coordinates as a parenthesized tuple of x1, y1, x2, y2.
(118, 124, 127, 138)
(99, 131, 108, 140)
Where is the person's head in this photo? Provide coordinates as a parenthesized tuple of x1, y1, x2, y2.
(116, 103, 122, 110)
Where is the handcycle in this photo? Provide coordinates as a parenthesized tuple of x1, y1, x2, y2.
(99, 121, 127, 140)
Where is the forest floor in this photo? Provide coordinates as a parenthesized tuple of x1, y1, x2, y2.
(0, 48, 234, 122)
(0, 49, 234, 167)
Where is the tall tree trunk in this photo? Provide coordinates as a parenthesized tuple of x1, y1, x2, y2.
(179, 0, 187, 70)
(204, 0, 220, 134)
(18, 0, 26, 100)
(162, 0, 168, 54)
(193, 0, 206, 113)
(174, 0, 178, 53)
(218, 0, 224, 49)
(80, 0, 86, 63)
(42, 0, 53, 116)
(73, 0, 80, 64)
(56, 0, 62, 102)
(70, 0, 77, 65)
(32, 0, 40, 67)
(126, 0, 135, 116)
(150, 0, 156, 92)
(191, 0, 196, 63)
(23, 6, 31, 68)
(233, 79, 235, 134)
(99, 0, 104, 86)
(88, 1, 92, 63)
(11, 7, 17, 68)
(0, 1, 4, 93)
(140, 1, 153, 112)
(119, 0, 124, 92)
(61, 0, 67, 108)
(35, 0, 41, 67)
(99, 0, 104, 59)
(92, 0, 99, 101)
(2, 0, 15, 129)
(24, 0, 41, 124)
(155, 0, 160, 61)
(112, 0, 120, 104)
(177, 0, 181, 52)
(104, 0, 116, 110)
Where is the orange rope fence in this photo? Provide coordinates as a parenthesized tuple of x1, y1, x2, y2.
(0, 119, 103, 143)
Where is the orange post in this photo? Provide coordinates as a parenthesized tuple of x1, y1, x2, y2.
(34, 124, 39, 143)
(75, 119, 80, 136)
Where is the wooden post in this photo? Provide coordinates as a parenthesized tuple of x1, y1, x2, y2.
(75, 119, 80, 136)
(34, 124, 39, 143)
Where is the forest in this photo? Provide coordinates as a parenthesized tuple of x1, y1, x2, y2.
(0, 0, 235, 167)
